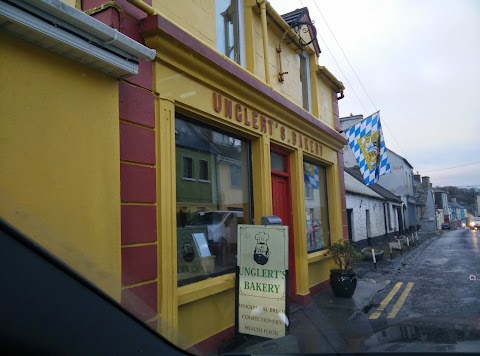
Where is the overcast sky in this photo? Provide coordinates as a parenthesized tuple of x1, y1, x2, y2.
(270, 0, 480, 188)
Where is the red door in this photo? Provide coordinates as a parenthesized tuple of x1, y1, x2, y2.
(271, 166, 295, 298)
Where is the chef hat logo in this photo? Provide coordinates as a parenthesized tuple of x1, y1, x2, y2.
(253, 232, 270, 265)
(255, 232, 269, 244)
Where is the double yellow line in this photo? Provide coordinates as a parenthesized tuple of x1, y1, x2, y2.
(369, 282, 414, 320)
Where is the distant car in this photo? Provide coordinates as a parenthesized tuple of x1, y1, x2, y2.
(441, 223, 451, 230)
(469, 217, 480, 230)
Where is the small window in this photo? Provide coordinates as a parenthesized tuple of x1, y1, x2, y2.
(270, 151, 286, 172)
(215, 0, 244, 65)
(299, 53, 311, 111)
(199, 160, 209, 181)
(387, 203, 392, 229)
(305, 185, 313, 200)
(183, 157, 194, 179)
(230, 164, 241, 187)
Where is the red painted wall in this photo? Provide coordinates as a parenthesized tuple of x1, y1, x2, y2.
(83, 0, 158, 324)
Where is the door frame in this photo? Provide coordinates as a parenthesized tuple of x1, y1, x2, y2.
(270, 145, 295, 299)
(346, 209, 353, 242)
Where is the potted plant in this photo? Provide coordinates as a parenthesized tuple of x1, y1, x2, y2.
(328, 240, 363, 298)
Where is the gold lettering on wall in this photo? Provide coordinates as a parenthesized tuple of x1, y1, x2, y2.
(212, 92, 324, 157)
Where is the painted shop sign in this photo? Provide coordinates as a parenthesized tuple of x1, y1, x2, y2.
(213, 92, 323, 157)
(236, 225, 288, 339)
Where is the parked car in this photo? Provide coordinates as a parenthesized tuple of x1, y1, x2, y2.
(186, 211, 244, 244)
(186, 210, 244, 267)
(441, 223, 451, 230)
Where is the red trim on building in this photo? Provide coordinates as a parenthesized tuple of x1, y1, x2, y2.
(139, 14, 347, 146)
(121, 245, 157, 285)
(86, 0, 159, 329)
(309, 279, 330, 295)
(82, 0, 152, 21)
(120, 163, 156, 203)
(187, 326, 235, 356)
(120, 121, 156, 164)
(291, 293, 313, 306)
(121, 205, 157, 244)
(89, 7, 120, 29)
(121, 282, 158, 321)
(119, 82, 155, 128)
(128, 58, 153, 90)
(146, 319, 157, 330)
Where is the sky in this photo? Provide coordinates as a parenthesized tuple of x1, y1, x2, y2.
(270, 0, 480, 188)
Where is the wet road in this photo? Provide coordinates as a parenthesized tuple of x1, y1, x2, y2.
(356, 229, 480, 352)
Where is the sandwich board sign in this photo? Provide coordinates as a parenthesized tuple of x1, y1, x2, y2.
(236, 224, 288, 339)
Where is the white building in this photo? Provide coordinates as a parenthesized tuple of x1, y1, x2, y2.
(345, 167, 403, 247)
(340, 115, 417, 234)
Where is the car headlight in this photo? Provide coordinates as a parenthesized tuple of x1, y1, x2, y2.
(470, 222, 475, 227)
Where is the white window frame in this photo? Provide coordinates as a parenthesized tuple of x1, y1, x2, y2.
(299, 53, 311, 112)
(198, 159, 210, 182)
(182, 156, 195, 180)
(215, 0, 245, 66)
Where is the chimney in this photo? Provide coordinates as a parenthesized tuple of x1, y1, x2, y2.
(414, 174, 421, 183)
(422, 176, 430, 187)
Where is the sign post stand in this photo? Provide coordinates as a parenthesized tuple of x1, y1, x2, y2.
(235, 223, 289, 339)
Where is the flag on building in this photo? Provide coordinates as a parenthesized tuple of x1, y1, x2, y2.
(304, 163, 319, 189)
(343, 112, 391, 186)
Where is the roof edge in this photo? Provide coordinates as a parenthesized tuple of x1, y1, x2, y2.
(317, 66, 345, 91)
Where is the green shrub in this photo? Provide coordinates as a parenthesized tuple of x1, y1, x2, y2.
(328, 240, 363, 272)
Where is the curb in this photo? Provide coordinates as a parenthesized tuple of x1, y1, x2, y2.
(347, 279, 391, 321)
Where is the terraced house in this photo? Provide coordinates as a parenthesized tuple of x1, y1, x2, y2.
(0, 0, 349, 352)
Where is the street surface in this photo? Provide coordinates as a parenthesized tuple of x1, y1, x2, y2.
(224, 230, 480, 354)
(353, 228, 480, 352)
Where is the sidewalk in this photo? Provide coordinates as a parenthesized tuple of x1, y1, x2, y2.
(225, 279, 389, 354)
(223, 232, 440, 354)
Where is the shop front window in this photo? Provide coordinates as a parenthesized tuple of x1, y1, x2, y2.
(175, 115, 252, 285)
(304, 161, 330, 252)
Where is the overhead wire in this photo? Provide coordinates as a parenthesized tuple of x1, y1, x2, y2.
(419, 161, 480, 174)
(296, 1, 479, 189)
(299, 0, 411, 163)
(297, 0, 368, 113)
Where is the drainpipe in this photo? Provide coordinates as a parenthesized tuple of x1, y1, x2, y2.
(126, 0, 157, 15)
(257, 0, 271, 85)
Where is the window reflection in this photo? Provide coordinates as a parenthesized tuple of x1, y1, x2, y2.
(215, 0, 243, 64)
(175, 115, 251, 285)
(304, 162, 330, 252)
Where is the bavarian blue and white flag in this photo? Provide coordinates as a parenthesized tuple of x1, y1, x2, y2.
(343, 112, 391, 186)
(304, 163, 319, 189)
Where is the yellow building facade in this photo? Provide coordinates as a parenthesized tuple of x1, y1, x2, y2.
(1, 0, 348, 353)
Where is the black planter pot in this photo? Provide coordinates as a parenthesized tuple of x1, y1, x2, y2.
(329, 269, 358, 298)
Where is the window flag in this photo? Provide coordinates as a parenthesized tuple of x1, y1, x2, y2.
(343, 112, 391, 186)
(304, 163, 319, 189)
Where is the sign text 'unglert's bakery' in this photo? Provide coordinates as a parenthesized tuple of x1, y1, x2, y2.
(213, 92, 323, 156)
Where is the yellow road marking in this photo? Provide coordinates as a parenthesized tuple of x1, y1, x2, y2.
(387, 282, 414, 319)
(369, 282, 403, 320)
